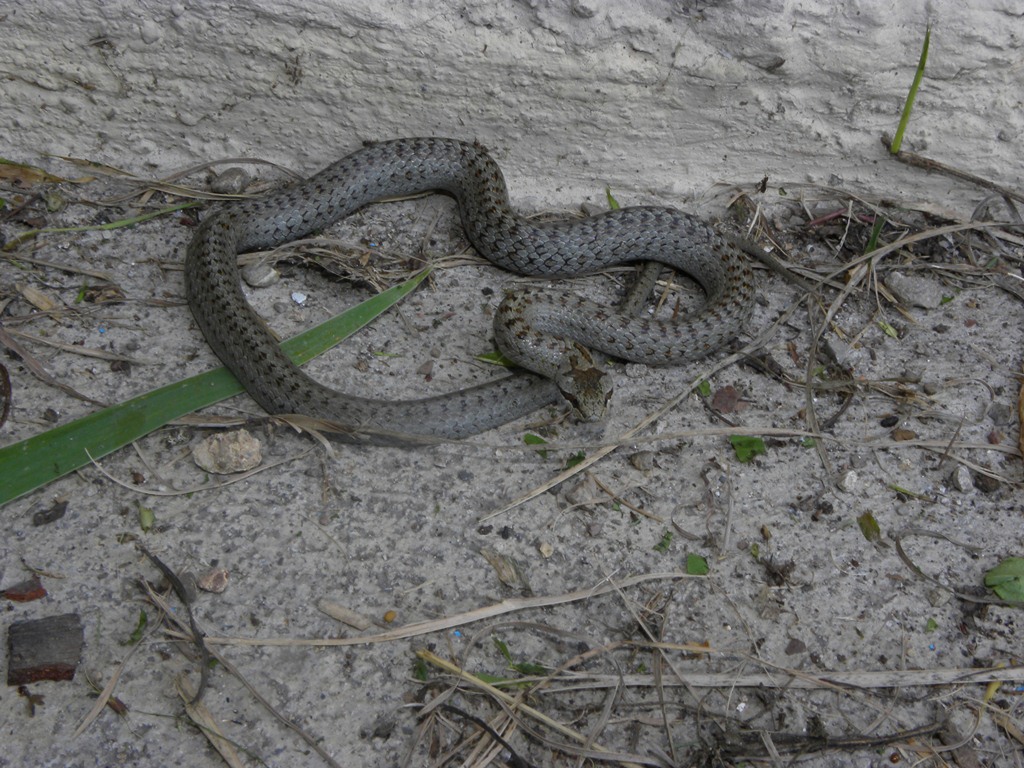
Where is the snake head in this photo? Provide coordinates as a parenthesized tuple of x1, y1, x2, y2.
(556, 344, 613, 422)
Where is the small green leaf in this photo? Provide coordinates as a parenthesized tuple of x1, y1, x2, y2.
(865, 217, 886, 254)
(511, 661, 547, 676)
(493, 636, 512, 663)
(857, 511, 882, 543)
(523, 433, 548, 459)
(887, 483, 931, 501)
(878, 320, 899, 339)
(729, 435, 766, 463)
(138, 505, 155, 532)
(800, 437, 816, 448)
(685, 553, 709, 575)
(605, 187, 620, 210)
(476, 350, 516, 366)
(474, 672, 510, 684)
(124, 609, 148, 645)
(412, 658, 429, 681)
(696, 380, 712, 397)
(653, 531, 673, 554)
(563, 451, 585, 469)
(924, 618, 938, 633)
(750, 542, 760, 559)
(984, 557, 1024, 603)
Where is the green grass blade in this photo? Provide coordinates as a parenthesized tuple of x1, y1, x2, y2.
(1, 202, 202, 251)
(0, 269, 430, 507)
(889, 24, 931, 154)
(865, 216, 886, 253)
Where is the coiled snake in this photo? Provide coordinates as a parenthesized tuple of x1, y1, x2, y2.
(185, 137, 754, 444)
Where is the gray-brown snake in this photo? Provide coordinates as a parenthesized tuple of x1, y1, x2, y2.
(185, 137, 754, 444)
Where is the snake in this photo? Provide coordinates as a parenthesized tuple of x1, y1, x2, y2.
(184, 137, 754, 444)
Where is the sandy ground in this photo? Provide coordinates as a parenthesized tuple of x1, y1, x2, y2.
(1, 146, 1023, 767)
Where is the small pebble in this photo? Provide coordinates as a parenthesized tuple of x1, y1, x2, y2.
(193, 429, 263, 474)
(241, 262, 280, 288)
(886, 272, 944, 309)
(948, 465, 973, 492)
(563, 474, 599, 507)
(974, 473, 1001, 494)
(988, 403, 1012, 426)
(784, 637, 807, 655)
(901, 367, 923, 384)
(836, 469, 858, 492)
(197, 568, 229, 594)
(210, 167, 251, 195)
(628, 451, 655, 472)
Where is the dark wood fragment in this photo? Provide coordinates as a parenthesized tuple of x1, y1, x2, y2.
(2, 574, 47, 602)
(32, 499, 68, 526)
(6, 613, 83, 685)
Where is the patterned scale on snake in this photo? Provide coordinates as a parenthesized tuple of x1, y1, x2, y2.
(185, 137, 755, 444)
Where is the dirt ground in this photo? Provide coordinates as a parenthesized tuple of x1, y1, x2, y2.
(1, 149, 1022, 767)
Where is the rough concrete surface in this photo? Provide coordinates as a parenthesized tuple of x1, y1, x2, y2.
(1, 1, 1023, 767)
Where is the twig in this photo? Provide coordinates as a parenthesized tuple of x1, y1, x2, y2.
(203, 571, 696, 647)
(435, 704, 536, 768)
(532, 662, 1024, 693)
(85, 446, 315, 497)
(175, 675, 245, 768)
(144, 583, 343, 768)
(136, 544, 210, 705)
(72, 623, 151, 738)
(418, 650, 655, 768)
(881, 134, 1024, 205)
(0, 323, 107, 406)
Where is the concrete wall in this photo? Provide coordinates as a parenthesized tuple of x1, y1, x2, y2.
(2, 0, 1020, 214)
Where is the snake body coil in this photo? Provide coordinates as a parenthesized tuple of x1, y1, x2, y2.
(185, 137, 754, 444)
